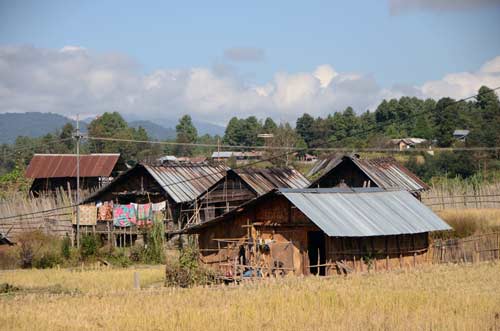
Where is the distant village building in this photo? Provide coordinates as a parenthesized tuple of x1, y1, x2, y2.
(390, 138, 427, 151)
(157, 155, 177, 164)
(195, 167, 310, 222)
(294, 153, 318, 162)
(181, 188, 450, 276)
(308, 154, 429, 199)
(211, 151, 264, 162)
(26, 153, 126, 196)
(453, 129, 470, 142)
(84, 161, 228, 230)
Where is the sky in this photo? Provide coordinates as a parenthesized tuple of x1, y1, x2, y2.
(0, 0, 500, 125)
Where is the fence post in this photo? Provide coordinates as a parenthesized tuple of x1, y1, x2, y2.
(134, 272, 140, 289)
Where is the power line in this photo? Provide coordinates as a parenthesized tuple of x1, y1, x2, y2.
(2, 86, 499, 221)
(1, 137, 74, 159)
(87, 86, 500, 151)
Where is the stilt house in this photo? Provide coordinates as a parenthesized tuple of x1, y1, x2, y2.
(84, 162, 228, 229)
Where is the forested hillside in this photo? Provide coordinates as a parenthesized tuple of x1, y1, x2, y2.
(1, 86, 499, 189)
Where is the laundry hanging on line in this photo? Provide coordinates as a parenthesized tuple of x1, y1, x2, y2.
(113, 204, 137, 227)
(98, 201, 113, 221)
(72, 204, 97, 226)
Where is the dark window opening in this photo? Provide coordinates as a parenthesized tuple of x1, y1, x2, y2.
(308, 231, 326, 276)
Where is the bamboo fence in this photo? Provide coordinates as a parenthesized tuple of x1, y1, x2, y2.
(422, 181, 500, 211)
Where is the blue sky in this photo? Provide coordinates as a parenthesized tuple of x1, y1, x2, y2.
(1, 0, 500, 124)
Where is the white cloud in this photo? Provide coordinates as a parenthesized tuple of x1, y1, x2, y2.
(314, 65, 337, 88)
(0, 45, 499, 126)
(420, 56, 500, 100)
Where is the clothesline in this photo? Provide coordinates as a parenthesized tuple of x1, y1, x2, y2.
(73, 201, 167, 227)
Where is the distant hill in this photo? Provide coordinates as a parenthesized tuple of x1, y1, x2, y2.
(0, 112, 221, 144)
(193, 120, 225, 136)
(128, 120, 176, 140)
(0, 112, 82, 144)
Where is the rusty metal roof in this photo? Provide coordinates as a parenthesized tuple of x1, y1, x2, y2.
(26, 154, 121, 178)
(233, 167, 310, 196)
(145, 162, 229, 203)
(308, 155, 429, 192)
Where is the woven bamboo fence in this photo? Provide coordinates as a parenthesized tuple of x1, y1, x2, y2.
(430, 232, 500, 264)
(0, 189, 73, 240)
(422, 181, 500, 211)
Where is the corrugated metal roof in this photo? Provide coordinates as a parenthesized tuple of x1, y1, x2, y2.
(281, 189, 450, 237)
(145, 163, 228, 203)
(25, 154, 120, 178)
(233, 167, 310, 195)
(308, 155, 429, 192)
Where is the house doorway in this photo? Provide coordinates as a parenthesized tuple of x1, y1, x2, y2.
(308, 231, 326, 275)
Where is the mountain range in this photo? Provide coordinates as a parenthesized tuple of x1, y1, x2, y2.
(0, 112, 225, 144)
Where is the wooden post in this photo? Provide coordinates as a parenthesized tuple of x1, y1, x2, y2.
(134, 272, 140, 289)
(385, 237, 389, 271)
(397, 236, 403, 269)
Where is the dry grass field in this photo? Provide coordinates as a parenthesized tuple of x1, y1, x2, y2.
(437, 208, 500, 237)
(1, 263, 500, 330)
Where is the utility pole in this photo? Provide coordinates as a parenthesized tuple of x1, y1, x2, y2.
(75, 114, 81, 248)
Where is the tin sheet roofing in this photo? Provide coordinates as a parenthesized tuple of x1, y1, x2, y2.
(308, 155, 429, 192)
(26, 154, 120, 178)
(180, 188, 450, 236)
(233, 167, 310, 195)
(145, 163, 228, 203)
(281, 188, 450, 237)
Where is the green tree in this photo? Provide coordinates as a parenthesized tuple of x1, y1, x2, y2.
(59, 123, 75, 152)
(87, 112, 145, 161)
(296, 113, 315, 147)
(175, 115, 198, 156)
(468, 86, 500, 148)
(223, 117, 242, 146)
(262, 117, 278, 134)
(433, 98, 458, 147)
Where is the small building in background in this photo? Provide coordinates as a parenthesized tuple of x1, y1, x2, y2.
(157, 155, 177, 164)
(211, 151, 241, 161)
(181, 188, 451, 276)
(308, 154, 429, 199)
(390, 138, 427, 151)
(26, 153, 126, 196)
(453, 129, 470, 142)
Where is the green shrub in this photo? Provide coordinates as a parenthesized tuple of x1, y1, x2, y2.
(16, 231, 61, 269)
(33, 251, 62, 269)
(106, 248, 132, 267)
(61, 236, 71, 260)
(142, 221, 166, 264)
(80, 235, 100, 259)
(165, 243, 216, 287)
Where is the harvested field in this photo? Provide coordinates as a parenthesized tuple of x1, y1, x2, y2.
(1, 263, 500, 330)
(436, 208, 500, 238)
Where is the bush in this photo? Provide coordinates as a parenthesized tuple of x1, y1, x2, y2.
(80, 234, 100, 259)
(142, 221, 166, 264)
(33, 251, 62, 269)
(106, 248, 132, 267)
(61, 236, 71, 260)
(165, 244, 216, 288)
(16, 231, 62, 269)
